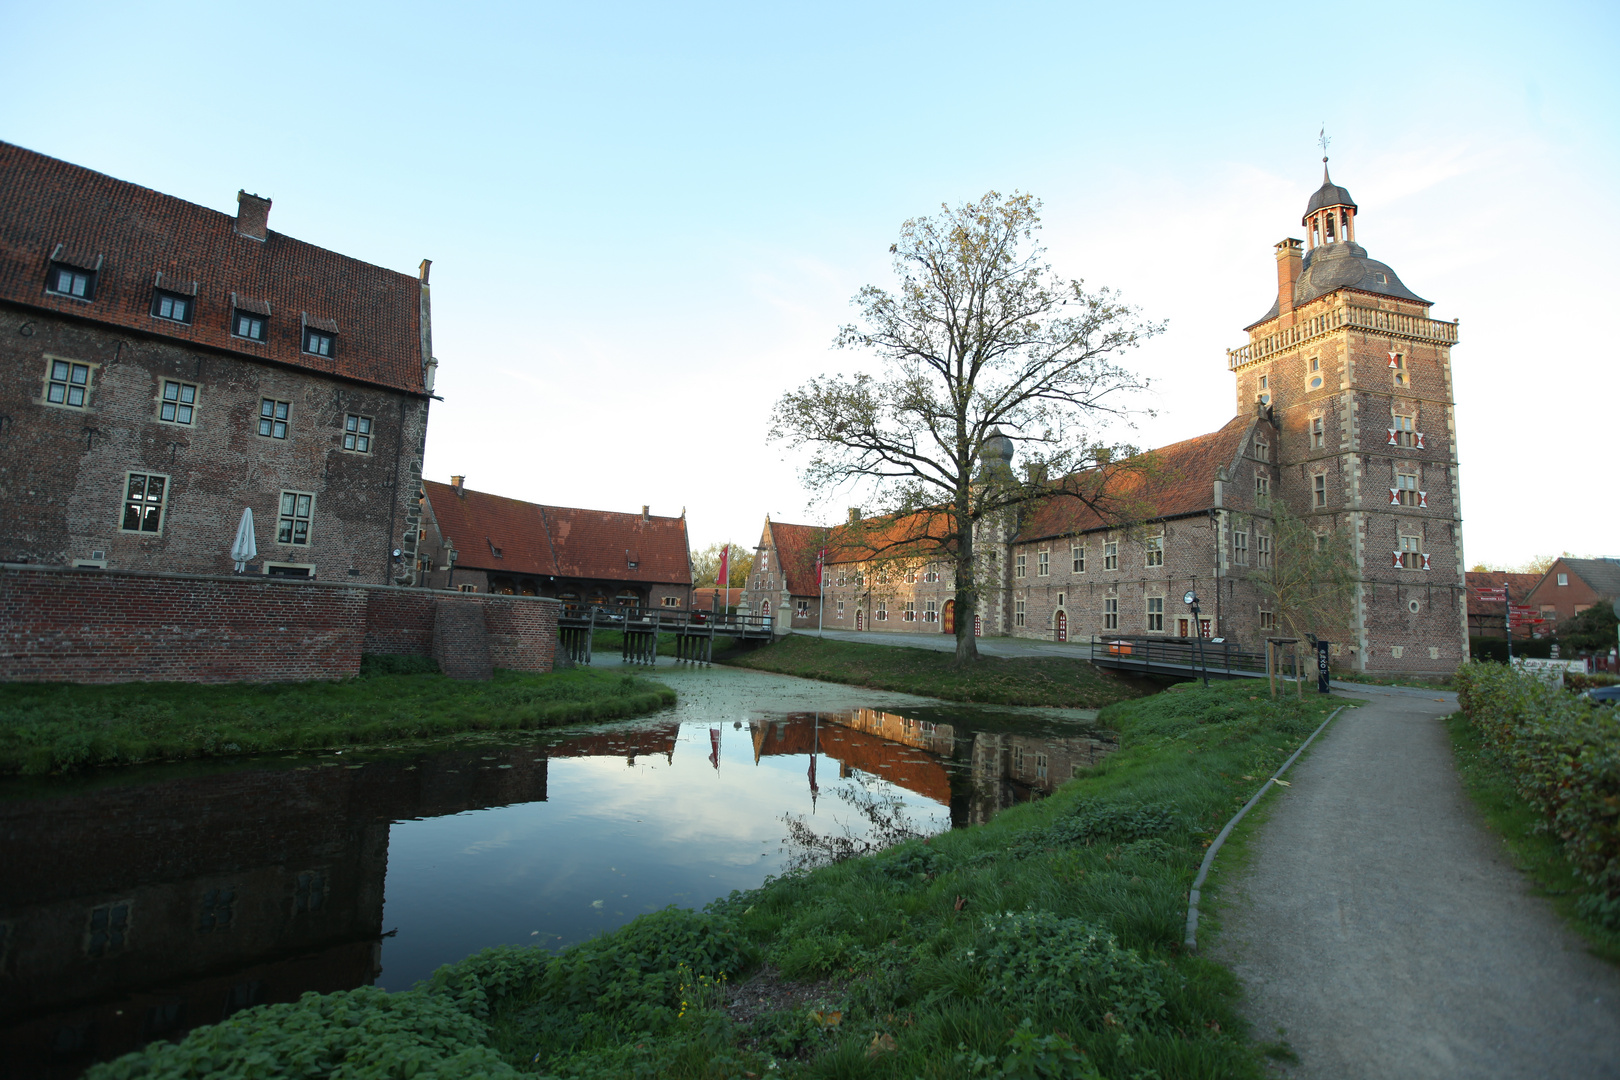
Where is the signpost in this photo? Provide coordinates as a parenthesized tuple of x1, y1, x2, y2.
(1317, 639, 1331, 694)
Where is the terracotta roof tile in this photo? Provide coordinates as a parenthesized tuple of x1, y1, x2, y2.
(1015, 415, 1254, 543)
(0, 141, 428, 395)
(1464, 571, 1541, 618)
(424, 481, 691, 584)
(767, 521, 832, 596)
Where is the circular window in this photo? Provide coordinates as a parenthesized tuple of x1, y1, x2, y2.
(1408, 599, 1421, 614)
(1309, 376, 1323, 390)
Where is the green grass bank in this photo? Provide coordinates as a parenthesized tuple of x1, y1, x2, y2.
(0, 660, 675, 776)
(724, 634, 1150, 708)
(91, 680, 1352, 1080)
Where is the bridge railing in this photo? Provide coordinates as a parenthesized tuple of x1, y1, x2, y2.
(1090, 635, 1269, 678)
(556, 605, 775, 635)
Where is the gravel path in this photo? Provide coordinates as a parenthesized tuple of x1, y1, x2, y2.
(1211, 684, 1620, 1079)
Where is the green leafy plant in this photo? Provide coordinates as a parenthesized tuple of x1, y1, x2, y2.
(1455, 662, 1620, 904)
(970, 910, 1167, 1030)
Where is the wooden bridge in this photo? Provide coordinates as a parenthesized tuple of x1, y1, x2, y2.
(1089, 635, 1312, 682)
(557, 606, 776, 666)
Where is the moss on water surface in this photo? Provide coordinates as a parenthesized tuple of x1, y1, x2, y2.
(88, 680, 1355, 1079)
(0, 662, 674, 775)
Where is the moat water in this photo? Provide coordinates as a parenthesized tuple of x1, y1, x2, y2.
(0, 659, 1116, 1076)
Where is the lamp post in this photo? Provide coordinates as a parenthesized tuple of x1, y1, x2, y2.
(1184, 590, 1210, 688)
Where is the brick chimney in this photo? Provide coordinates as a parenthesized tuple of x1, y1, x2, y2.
(641, 505, 650, 522)
(236, 191, 272, 240)
(847, 507, 862, 524)
(450, 475, 465, 497)
(1275, 238, 1303, 320)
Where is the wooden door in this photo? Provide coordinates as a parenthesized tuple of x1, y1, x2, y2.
(942, 600, 955, 634)
(1178, 618, 1190, 637)
(1055, 610, 1067, 642)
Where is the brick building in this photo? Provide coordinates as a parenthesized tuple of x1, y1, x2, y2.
(416, 478, 693, 610)
(1522, 557, 1620, 627)
(746, 163, 1469, 673)
(1464, 570, 1540, 639)
(0, 142, 436, 583)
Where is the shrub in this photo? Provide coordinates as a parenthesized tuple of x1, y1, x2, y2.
(84, 986, 518, 1080)
(969, 910, 1167, 1030)
(1455, 661, 1620, 900)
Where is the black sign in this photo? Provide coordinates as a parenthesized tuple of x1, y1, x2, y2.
(1317, 640, 1332, 694)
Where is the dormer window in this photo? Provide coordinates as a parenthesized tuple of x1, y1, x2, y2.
(152, 291, 192, 324)
(48, 262, 96, 300)
(1374, 272, 1387, 284)
(234, 310, 267, 341)
(304, 329, 334, 356)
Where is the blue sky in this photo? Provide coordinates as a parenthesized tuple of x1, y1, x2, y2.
(4, 1, 1615, 566)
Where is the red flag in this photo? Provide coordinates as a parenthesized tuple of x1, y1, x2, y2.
(709, 727, 721, 771)
(717, 545, 729, 592)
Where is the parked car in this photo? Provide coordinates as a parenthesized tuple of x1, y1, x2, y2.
(1579, 685, 1620, 705)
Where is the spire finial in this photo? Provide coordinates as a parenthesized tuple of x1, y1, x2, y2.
(1318, 125, 1332, 178)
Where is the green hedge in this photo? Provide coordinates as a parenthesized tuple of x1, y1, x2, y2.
(1455, 662, 1620, 925)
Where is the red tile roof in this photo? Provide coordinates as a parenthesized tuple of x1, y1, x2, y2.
(766, 521, 831, 597)
(1014, 415, 1254, 543)
(425, 481, 691, 584)
(0, 141, 428, 395)
(1465, 571, 1542, 618)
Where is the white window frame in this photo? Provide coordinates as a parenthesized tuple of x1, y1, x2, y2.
(1234, 530, 1249, 566)
(1104, 542, 1118, 571)
(1146, 596, 1164, 632)
(1256, 533, 1273, 569)
(1313, 473, 1327, 507)
(1145, 534, 1163, 568)
(1103, 596, 1118, 630)
(1014, 598, 1025, 627)
(876, 599, 887, 621)
(43, 356, 95, 410)
(1072, 544, 1084, 573)
(1015, 552, 1027, 579)
(120, 471, 170, 535)
(903, 601, 915, 622)
(1255, 471, 1271, 498)
(277, 490, 316, 546)
(663, 596, 682, 608)
(343, 414, 373, 453)
(836, 599, 845, 619)
(159, 379, 198, 425)
(1037, 549, 1050, 577)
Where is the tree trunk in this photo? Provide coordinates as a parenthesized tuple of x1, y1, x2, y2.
(953, 499, 979, 666)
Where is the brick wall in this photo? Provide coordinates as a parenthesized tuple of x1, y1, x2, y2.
(1, 565, 556, 683)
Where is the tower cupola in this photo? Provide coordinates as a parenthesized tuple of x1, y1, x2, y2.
(1302, 160, 1357, 250)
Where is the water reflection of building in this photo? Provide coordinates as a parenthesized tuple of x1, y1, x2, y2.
(0, 724, 677, 1079)
(964, 732, 1116, 825)
(748, 711, 1117, 829)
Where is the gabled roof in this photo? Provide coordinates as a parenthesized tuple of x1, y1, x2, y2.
(1014, 414, 1254, 543)
(767, 521, 831, 597)
(1464, 571, 1541, 617)
(1547, 557, 1620, 599)
(424, 481, 691, 584)
(0, 141, 428, 395)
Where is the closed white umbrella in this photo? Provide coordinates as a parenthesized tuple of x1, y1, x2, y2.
(230, 507, 257, 572)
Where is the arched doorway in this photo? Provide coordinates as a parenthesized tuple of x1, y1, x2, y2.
(761, 599, 772, 624)
(942, 600, 955, 634)
(855, 608, 864, 631)
(1055, 610, 1068, 642)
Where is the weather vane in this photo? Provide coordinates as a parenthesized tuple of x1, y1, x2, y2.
(1319, 125, 1331, 163)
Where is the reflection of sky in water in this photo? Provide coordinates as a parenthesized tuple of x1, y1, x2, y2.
(377, 666, 953, 990)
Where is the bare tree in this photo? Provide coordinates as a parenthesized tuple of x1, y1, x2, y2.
(1252, 500, 1358, 650)
(772, 192, 1161, 664)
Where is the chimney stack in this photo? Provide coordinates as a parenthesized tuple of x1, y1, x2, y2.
(847, 507, 862, 524)
(450, 475, 465, 496)
(641, 505, 650, 522)
(1274, 238, 1302, 321)
(236, 190, 272, 241)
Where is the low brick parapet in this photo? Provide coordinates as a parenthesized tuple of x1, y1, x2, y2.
(0, 564, 557, 684)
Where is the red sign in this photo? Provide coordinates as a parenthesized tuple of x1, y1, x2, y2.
(1475, 587, 1507, 602)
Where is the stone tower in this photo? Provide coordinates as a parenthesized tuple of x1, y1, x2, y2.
(1226, 162, 1466, 673)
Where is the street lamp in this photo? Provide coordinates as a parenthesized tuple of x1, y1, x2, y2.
(1184, 590, 1210, 688)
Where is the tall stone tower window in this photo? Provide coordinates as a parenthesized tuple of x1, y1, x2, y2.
(1313, 474, 1327, 507)
(1071, 545, 1085, 573)
(1234, 530, 1249, 566)
(1256, 472, 1271, 498)
(1103, 597, 1118, 629)
(1311, 416, 1326, 449)
(1256, 533, 1273, 568)
(1145, 534, 1164, 567)
(1104, 541, 1118, 570)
